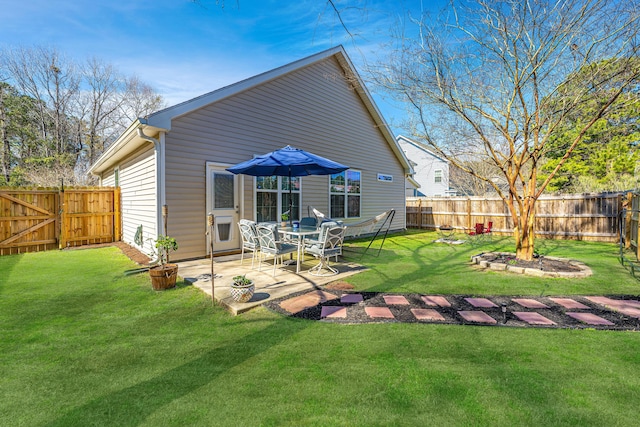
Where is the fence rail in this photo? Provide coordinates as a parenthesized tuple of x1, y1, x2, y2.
(407, 192, 624, 242)
(0, 187, 121, 255)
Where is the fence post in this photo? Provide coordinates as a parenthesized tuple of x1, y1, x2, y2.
(417, 198, 422, 229)
(114, 187, 122, 242)
(58, 188, 67, 249)
(624, 193, 632, 249)
(466, 197, 472, 231)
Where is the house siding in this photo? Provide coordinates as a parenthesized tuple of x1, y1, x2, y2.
(164, 57, 406, 260)
(399, 137, 449, 197)
(102, 144, 157, 255)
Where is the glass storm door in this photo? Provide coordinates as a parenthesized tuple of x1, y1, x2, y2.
(207, 165, 239, 253)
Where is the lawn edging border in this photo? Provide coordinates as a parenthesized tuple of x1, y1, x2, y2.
(471, 252, 593, 278)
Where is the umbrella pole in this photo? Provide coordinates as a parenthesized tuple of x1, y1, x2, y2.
(289, 169, 293, 227)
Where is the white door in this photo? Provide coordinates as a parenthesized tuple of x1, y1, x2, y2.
(207, 164, 240, 253)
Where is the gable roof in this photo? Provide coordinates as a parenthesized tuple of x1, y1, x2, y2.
(397, 135, 449, 164)
(90, 46, 410, 175)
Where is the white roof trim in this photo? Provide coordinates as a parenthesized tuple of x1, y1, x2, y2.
(144, 45, 411, 173)
(90, 46, 412, 175)
(397, 135, 449, 164)
(147, 46, 345, 130)
(88, 119, 167, 175)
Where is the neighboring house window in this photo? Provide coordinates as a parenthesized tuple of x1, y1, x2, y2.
(255, 176, 300, 222)
(434, 169, 442, 184)
(114, 167, 119, 187)
(330, 170, 361, 218)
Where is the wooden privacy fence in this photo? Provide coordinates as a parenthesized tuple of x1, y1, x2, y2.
(0, 187, 121, 255)
(623, 192, 640, 258)
(407, 192, 624, 242)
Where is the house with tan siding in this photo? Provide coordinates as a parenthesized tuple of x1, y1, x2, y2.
(89, 46, 411, 260)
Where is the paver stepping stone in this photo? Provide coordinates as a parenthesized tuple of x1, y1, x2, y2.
(411, 308, 446, 321)
(584, 297, 640, 318)
(584, 296, 640, 308)
(548, 298, 589, 309)
(421, 295, 451, 307)
(513, 311, 556, 325)
(384, 295, 410, 305)
(365, 307, 395, 319)
(321, 306, 347, 319)
(566, 312, 615, 326)
(280, 291, 338, 314)
(512, 298, 549, 309)
(464, 298, 498, 308)
(341, 293, 364, 303)
(584, 296, 616, 306)
(458, 310, 497, 324)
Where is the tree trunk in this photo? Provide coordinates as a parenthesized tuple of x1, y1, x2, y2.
(515, 207, 536, 261)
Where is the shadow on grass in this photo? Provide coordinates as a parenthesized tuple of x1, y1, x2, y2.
(0, 253, 24, 296)
(45, 315, 310, 427)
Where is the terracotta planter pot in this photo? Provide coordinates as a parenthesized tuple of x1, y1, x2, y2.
(149, 264, 178, 290)
(230, 281, 255, 303)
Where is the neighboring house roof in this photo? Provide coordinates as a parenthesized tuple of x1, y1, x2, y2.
(406, 175, 420, 189)
(90, 46, 411, 176)
(396, 135, 449, 164)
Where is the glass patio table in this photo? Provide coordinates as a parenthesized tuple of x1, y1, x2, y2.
(278, 225, 320, 273)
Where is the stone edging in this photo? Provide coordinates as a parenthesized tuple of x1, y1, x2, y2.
(471, 252, 593, 278)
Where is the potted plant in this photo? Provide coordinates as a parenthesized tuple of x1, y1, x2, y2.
(230, 274, 255, 303)
(149, 235, 179, 290)
(281, 211, 289, 227)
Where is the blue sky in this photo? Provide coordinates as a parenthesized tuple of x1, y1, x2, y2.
(0, 0, 446, 133)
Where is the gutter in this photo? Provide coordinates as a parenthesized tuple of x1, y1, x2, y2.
(137, 127, 166, 244)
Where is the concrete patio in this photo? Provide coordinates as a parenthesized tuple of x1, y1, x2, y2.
(177, 253, 367, 315)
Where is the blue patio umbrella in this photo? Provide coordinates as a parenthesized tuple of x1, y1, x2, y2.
(227, 145, 348, 224)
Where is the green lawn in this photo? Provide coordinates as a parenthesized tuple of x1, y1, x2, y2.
(1, 232, 640, 426)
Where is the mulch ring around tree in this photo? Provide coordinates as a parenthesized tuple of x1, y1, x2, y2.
(264, 286, 640, 331)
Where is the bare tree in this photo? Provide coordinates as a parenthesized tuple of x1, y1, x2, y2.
(376, 0, 640, 260)
(119, 76, 165, 126)
(449, 162, 503, 196)
(3, 46, 80, 159)
(0, 46, 164, 186)
(78, 58, 126, 165)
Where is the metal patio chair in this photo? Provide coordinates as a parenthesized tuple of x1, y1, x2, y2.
(304, 224, 346, 276)
(237, 219, 260, 268)
(255, 223, 298, 276)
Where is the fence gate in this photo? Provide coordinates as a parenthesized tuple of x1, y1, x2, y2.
(0, 190, 59, 255)
(0, 187, 121, 256)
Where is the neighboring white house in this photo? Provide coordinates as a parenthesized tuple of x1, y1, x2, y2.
(397, 135, 451, 197)
(89, 46, 412, 260)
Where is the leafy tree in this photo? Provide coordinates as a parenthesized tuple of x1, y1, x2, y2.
(540, 59, 640, 192)
(375, 0, 640, 260)
(0, 82, 41, 184)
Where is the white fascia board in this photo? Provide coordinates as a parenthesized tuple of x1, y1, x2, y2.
(407, 175, 421, 189)
(88, 119, 167, 175)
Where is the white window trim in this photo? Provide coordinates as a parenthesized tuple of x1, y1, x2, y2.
(329, 169, 362, 219)
(253, 176, 302, 222)
(434, 169, 443, 184)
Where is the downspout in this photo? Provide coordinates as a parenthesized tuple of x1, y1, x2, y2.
(138, 126, 165, 265)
